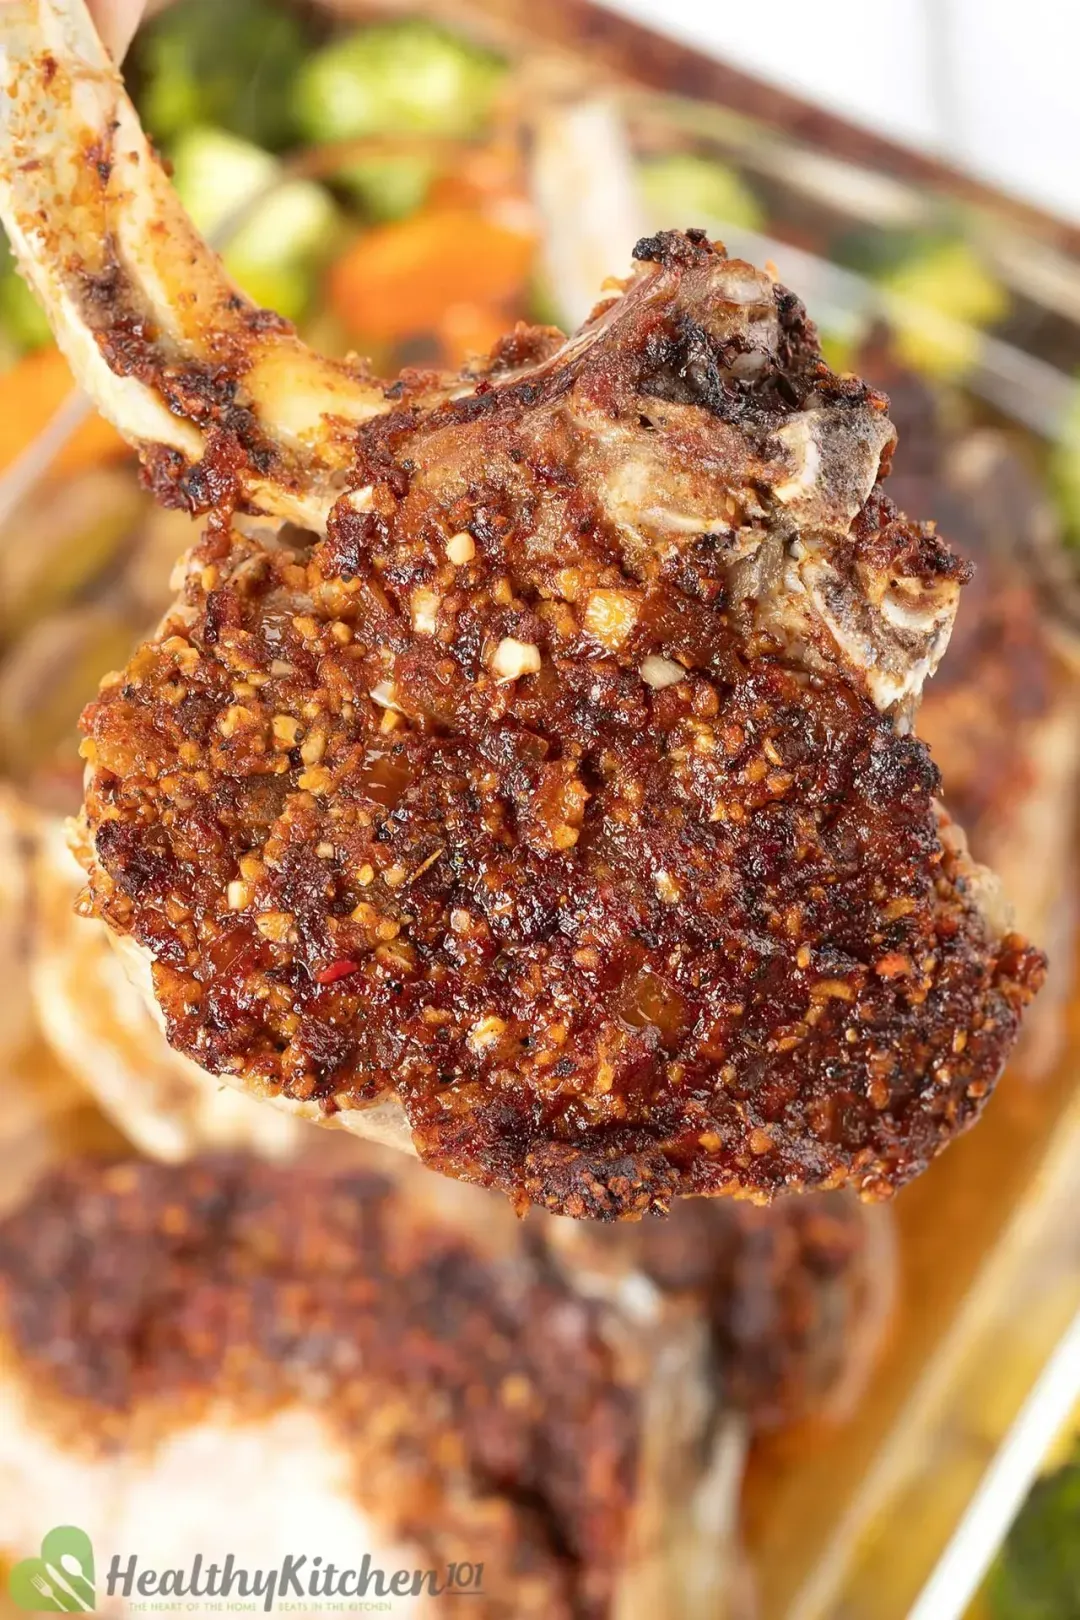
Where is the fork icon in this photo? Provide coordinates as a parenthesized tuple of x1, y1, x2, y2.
(30, 1571, 88, 1613)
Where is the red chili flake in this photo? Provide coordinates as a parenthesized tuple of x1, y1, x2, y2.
(316, 959, 361, 986)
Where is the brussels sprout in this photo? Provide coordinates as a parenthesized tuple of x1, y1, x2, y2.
(171, 127, 336, 259)
(875, 237, 1009, 379)
(339, 155, 436, 224)
(224, 260, 314, 326)
(0, 232, 51, 355)
(170, 127, 337, 320)
(881, 237, 1007, 324)
(986, 1449, 1080, 1619)
(638, 153, 763, 233)
(293, 20, 503, 147)
(132, 0, 306, 151)
(834, 225, 928, 278)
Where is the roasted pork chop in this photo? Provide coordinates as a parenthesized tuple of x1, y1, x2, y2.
(0, 0, 1044, 1216)
(16, 817, 896, 1424)
(0, 1157, 790, 1620)
(0, 1157, 889, 1618)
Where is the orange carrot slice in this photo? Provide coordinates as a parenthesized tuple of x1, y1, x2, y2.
(437, 301, 515, 367)
(328, 207, 535, 342)
(0, 347, 127, 477)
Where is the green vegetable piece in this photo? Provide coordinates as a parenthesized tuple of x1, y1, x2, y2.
(225, 259, 312, 325)
(818, 329, 858, 374)
(133, 0, 306, 151)
(171, 126, 336, 259)
(883, 238, 1007, 323)
(339, 156, 436, 223)
(876, 237, 1009, 379)
(986, 1452, 1080, 1619)
(0, 231, 51, 354)
(638, 153, 763, 233)
(293, 19, 503, 146)
(1051, 383, 1080, 548)
(527, 271, 564, 331)
(0, 270, 52, 354)
(833, 225, 930, 279)
(170, 126, 335, 317)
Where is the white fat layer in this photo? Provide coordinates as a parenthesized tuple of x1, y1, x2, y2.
(0, 1392, 424, 1618)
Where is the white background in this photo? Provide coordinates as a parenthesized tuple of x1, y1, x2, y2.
(599, 0, 1080, 225)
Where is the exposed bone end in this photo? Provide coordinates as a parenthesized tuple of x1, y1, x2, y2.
(794, 547, 962, 717)
(760, 407, 963, 713)
(0, 0, 963, 734)
(573, 246, 961, 720)
(0, 0, 388, 532)
(626, 244, 781, 368)
(771, 405, 896, 530)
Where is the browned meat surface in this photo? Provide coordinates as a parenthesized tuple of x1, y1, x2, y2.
(80, 236, 1043, 1216)
(0, 1158, 643, 1619)
(863, 347, 1080, 1074)
(0, 1154, 884, 1428)
(920, 554, 1054, 843)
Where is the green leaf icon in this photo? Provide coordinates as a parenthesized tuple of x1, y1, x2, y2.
(8, 1526, 95, 1612)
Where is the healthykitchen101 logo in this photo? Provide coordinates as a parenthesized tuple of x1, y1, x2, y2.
(9, 1526, 95, 1612)
(8, 1525, 486, 1612)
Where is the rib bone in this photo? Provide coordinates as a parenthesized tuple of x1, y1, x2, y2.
(0, 0, 389, 530)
